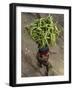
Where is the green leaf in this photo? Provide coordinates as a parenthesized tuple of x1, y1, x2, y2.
(26, 15, 63, 48)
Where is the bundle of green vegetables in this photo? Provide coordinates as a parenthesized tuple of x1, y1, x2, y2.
(26, 15, 63, 48)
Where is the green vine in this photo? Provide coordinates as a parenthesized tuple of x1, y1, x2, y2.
(26, 15, 63, 48)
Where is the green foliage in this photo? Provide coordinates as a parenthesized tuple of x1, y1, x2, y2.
(26, 15, 63, 48)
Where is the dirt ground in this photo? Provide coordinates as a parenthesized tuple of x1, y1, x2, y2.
(21, 13, 64, 77)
